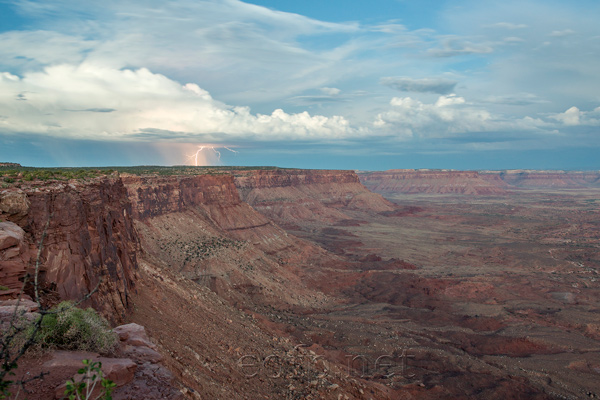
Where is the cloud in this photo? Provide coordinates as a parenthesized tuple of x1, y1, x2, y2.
(483, 93, 549, 106)
(320, 87, 341, 96)
(374, 94, 548, 138)
(0, 0, 364, 109)
(484, 22, 528, 30)
(0, 63, 356, 141)
(550, 106, 600, 126)
(428, 37, 494, 57)
(67, 108, 117, 113)
(1, 0, 599, 162)
(503, 36, 525, 43)
(380, 77, 458, 94)
(371, 23, 408, 34)
(549, 29, 575, 37)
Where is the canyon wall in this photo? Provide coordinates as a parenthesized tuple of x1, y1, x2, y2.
(121, 172, 333, 308)
(234, 169, 393, 224)
(480, 170, 600, 188)
(359, 169, 600, 195)
(0, 178, 138, 322)
(122, 174, 241, 219)
(358, 169, 507, 195)
(2, 171, 360, 317)
(122, 173, 290, 247)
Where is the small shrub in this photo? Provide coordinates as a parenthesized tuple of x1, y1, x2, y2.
(31, 302, 117, 353)
(0, 286, 9, 291)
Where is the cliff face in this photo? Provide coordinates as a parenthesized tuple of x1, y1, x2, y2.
(358, 169, 508, 195)
(480, 171, 600, 189)
(0, 179, 138, 321)
(358, 169, 600, 195)
(122, 173, 331, 308)
(234, 169, 393, 224)
(122, 174, 240, 219)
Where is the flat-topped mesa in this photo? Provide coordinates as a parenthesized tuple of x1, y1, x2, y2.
(0, 177, 138, 322)
(122, 174, 241, 219)
(358, 169, 508, 195)
(233, 169, 394, 223)
(480, 170, 600, 189)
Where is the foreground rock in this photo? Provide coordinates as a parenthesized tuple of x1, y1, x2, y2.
(51, 323, 181, 400)
(0, 221, 30, 291)
(5, 321, 181, 400)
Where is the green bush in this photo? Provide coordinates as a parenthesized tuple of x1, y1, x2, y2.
(31, 302, 117, 353)
(64, 359, 116, 400)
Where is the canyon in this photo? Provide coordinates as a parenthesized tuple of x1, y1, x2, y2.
(1, 167, 599, 399)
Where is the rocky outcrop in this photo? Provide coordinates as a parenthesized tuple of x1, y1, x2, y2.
(43, 323, 181, 400)
(358, 169, 508, 195)
(480, 170, 600, 188)
(49, 352, 138, 399)
(0, 190, 30, 218)
(233, 169, 393, 223)
(0, 179, 138, 322)
(0, 222, 30, 291)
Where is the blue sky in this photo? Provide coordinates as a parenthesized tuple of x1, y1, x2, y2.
(0, 0, 599, 169)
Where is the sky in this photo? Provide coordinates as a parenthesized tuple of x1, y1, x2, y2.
(0, 0, 599, 169)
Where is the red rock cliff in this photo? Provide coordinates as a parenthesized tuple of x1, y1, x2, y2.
(233, 169, 394, 223)
(480, 170, 600, 188)
(121, 174, 240, 219)
(0, 178, 138, 322)
(358, 169, 508, 195)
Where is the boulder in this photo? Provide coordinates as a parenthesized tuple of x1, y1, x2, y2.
(0, 190, 30, 217)
(0, 222, 30, 291)
(114, 323, 158, 350)
(48, 351, 137, 399)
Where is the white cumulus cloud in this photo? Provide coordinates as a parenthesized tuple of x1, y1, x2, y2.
(550, 106, 600, 126)
(374, 94, 548, 138)
(0, 63, 356, 141)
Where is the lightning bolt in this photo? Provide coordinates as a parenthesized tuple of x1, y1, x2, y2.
(186, 145, 238, 166)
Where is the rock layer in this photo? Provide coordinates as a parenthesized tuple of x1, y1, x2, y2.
(234, 169, 394, 224)
(359, 169, 508, 195)
(480, 170, 600, 188)
(122, 174, 240, 219)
